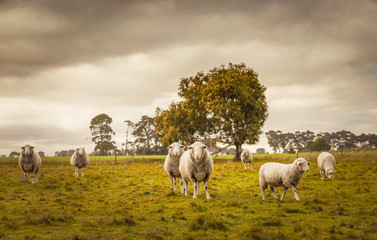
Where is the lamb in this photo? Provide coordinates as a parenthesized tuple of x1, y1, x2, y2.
(70, 147, 90, 177)
(259, 158, 311, 202)
(241, 149, 253, 169)
(179, 142, 214, 199)
(164, 142, 185, 192)
(19, 144, 42, 184)
(317, 152, 336, 180)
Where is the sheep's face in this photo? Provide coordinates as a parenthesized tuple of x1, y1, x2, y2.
(76, 148, 85, 156)
(295, 158, 310, 173)
(21, 145, 34, 156)
(242, 151, 249, 157)
(189, 142, 207, 162)
(168, 142, 184, 157)
(326, 169, 335, 180)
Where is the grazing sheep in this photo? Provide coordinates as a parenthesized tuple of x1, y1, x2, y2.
(70, 148, 89, 177)
(317, 152, 336, 180)
(19, 145, 42, 184)
(259, 158, 311, 202)
(179, 142, 214, 199)
(241, 149, 253, 169)
(164, 142, 185, 192)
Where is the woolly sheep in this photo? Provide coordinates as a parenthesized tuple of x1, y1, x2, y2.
(19, 144, 42, 184)
(179, 142, 214, 199)
(241, 149, 253, 169)
(70, 147, 90, 177)
(164, 142, 185, 192)
(317, 152, 336, 180)
(259, 158, 311, 202)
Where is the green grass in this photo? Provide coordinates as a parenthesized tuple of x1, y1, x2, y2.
(0, 152, 376, 239)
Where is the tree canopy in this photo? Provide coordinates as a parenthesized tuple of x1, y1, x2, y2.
(155, 63, 268, 160)
(90, 113, 116, 156)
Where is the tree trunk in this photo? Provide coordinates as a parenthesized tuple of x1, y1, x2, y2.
(235, 143, 242, 161)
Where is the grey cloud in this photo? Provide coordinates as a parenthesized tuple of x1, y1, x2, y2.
(1, 0, 376, 78)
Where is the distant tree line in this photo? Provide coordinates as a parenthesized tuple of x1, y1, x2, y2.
(123, 115, 167, 155)
(54, 150, 75, 157)
(265, 130, 377, 153)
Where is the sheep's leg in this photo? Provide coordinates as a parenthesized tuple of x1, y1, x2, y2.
(260, 182, 267, 200)
(31, 173, 35, 184)
(173, 177, 177, 192)
(183, 179, 189, 197)
(320, 169, 324, 180)
(169, 177, 174, 192)
(34, 172, 38, 183)
(204, 179, 211, 199)
(180, 178, 184, 193)
(270, 186, 279, 200)
(27, 172, 32, 183)
(250, 163, 253, 169)
(280, 187, 288, 201)
(197, 182, 200, 195)
(75, 167, 79, 177)
(81, 168, 85, 177)
(193, 181, 198, 199)
(243, 162, 247, 170)
(291, 186, 300, 202)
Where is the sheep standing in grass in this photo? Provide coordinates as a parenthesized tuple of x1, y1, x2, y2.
(259, 158, 310, 202)
(19, 145, 42, 184)
(164, 142, 185, 192)
(70, 148, 89, 177)
(179, 142, 213, 199)
(241, 149, 253, 169)
(317, 152, 336, 180)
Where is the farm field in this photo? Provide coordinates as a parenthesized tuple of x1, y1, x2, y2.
(0, 152, 376, 239)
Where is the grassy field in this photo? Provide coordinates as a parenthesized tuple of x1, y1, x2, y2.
(0, 152, 376, 239)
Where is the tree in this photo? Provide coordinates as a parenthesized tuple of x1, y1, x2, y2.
(124, 120, 134, 155)
(155, 101, 199, 146)
(90, 113, 116, 156)
(310, 137, 331, 152)
(131, 115, 167, 155)
(156, 63, 268, 160)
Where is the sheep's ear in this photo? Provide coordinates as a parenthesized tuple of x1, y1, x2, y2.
(202, 145, 207, 149)
(167, 145, 172, 149)
(21, 146, 25, 149)
(76, 148, 79, 151)
(180, 145, 184, 148)
(30, 146, 34, 149)
(188, 146, 194, 149)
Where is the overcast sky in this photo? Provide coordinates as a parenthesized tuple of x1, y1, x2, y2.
(1, 0, 376, 156)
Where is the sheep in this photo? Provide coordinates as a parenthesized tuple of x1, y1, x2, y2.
(19, 144, 42, 184)
(179, 142, 214, 199)
(70, 147, 89, 177)
(317, 152, 336, 180)
(259, 158, 311, 202)
(164, 142, 185, 192)
(241, 149, 253, 169)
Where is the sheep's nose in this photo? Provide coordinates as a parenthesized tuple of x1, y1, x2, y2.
(306, 169, 309, 172)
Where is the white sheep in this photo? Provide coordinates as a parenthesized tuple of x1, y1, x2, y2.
(19, 144, 42, 184)
(179, 142, 213, 199)
(317, 152, 336, 180)
(241, 149, 253, 169)
(164, 142, 185, 192)
(259, 158, 311, 202)
(70, 147, 89, 177)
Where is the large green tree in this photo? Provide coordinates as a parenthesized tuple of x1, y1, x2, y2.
(90, 113, 116, 156)
(156, 63, 268, 160)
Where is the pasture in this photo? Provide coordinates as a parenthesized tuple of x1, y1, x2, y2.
(0, 152, 376, 239)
